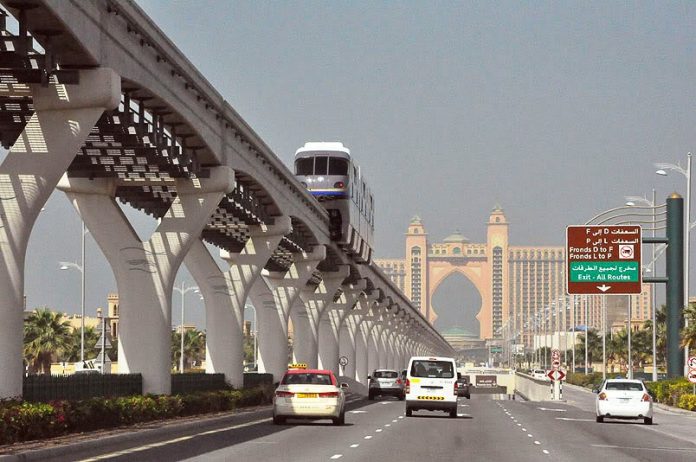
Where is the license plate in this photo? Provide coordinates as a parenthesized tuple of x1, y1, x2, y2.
(296, 393, 318, 398)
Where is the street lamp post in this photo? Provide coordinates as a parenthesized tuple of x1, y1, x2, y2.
(173, 281, 199, 373)
(626, 191, 659, 381)
(59, 221, 87, 365)
(656, 152, 692, 373)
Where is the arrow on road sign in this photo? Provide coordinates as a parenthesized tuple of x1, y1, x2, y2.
(688, 356, 696, 369)
(597, 285, 611, 292)
(547, 369, 566, 382)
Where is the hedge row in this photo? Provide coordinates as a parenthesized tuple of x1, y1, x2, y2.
(0, 386, 272, 445)
(566, 373, 696, 412)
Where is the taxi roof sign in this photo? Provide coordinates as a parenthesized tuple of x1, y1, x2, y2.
(288, 363, 308, 369)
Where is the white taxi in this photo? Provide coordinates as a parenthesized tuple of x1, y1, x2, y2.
(595, 379, 653, 425)
(272, 365, 349, 425)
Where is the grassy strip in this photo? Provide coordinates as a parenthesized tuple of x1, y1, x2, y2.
(0, 386, 273, 445)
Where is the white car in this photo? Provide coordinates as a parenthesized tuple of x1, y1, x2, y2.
(272, 367, 348, 425)
(404, 356, 459, 418)
(531, 369, 548, 380)
(595, 379, 653, 425)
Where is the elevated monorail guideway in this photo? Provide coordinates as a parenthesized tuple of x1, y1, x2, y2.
(0, 0, 453, 399)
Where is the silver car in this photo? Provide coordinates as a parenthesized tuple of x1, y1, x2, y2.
(368, 369, 405, 400)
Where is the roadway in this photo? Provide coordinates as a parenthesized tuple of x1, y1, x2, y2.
(3, 387, 696, 461)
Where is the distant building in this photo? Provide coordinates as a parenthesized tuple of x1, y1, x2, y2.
(375, 206, 655, 348)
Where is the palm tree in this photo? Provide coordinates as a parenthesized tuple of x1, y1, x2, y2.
(63, 326, 100, 363)
(172, 329, 206, 371)
(24, 308, 73, 374)
(681, 302, 696, 350)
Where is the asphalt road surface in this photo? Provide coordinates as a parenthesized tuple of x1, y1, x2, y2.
(4, 389, 696, 462)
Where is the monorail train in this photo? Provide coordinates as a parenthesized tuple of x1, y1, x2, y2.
(294, 142, 374, 263)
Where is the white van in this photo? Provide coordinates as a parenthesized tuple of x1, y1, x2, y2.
(404, 356, 458, 418)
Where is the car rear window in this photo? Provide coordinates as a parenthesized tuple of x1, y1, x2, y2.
(374, 371, 398, 378)
(605, 382, 644, 391)
(410, 360, 455, 378)
(281, 373, 332, 385)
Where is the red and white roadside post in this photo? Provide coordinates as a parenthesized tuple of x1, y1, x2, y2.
(549, 348, 565, 400)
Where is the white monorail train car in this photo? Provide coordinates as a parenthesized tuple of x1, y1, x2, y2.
(294, 142, 374, 263)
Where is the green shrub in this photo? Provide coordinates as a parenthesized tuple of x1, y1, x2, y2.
(0, 387, 272, 445)
(677, 393, 696, 411)
(565, 372, 604, 389)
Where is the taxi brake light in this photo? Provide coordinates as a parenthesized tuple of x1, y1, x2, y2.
(318, 392, 339, 398)
(276, 391, 294, 398)
(641, 393, 651, 402)
(405, 379, 410, 394)
(598, 392, 607, 401)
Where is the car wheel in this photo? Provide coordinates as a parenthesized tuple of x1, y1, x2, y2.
(643, 417, 653, 425)
(406, 408, 412, 417)
(333, 411, 346, 426)
(273, 415, 285, 425)
(595, 416, 603, 423)
(449, 409, 457, 418)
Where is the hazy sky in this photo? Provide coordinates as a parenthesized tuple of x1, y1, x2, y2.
(5, 1, 696, 334)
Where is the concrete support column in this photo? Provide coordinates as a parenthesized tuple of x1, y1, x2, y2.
(318, 280, 365, 375)
(250, 247, 325, 382)
(337, 289, 375, 380)
(59, 167, 233, 394)
(0, 69, 119, 399)
(185, 217, 291, 388)
(291, 266, 349, 368)
(355, 319, 370, 385)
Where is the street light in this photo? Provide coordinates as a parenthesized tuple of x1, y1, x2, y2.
(626, 192, 659, 381)
(655, 152, 692, 373)
(173, 281, 199, 373)
(58, 221, 87, 365)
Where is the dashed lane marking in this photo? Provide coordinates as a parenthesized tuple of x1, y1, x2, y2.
(376, 429, 383, 433)
(522, 428, 527, 431)
(350, 444, 359, 448)
(330, 455, 343, 460)
(528, 434, 533, 438)
(364, 436, 373, 440)
(543, 450, 550, 455)
(556, 417, 594, 422)
(350, 410, 368, 414)
(538, 407, 567, 412)
(385, 424, 391, 427)
(534, 441, 541, 445)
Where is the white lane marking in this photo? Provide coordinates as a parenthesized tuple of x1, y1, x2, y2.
(522, 428, 527, 431)
(364, 435, 373, 440)
(534, 441, 541, 445)
(398, 416, 404, 419)
(350, 444, 359, 448)
(385, 424, 391, 427)
(543, 450, 550, 454)
(538, 407, 567, 412)
(528, 434, 533, 438)
(380, 401, 392, 405)
(517, 423, 522, 426)
(556, 417, 595, 422)
(350, 410, 368, 414)
(392, 419, 398, 422)
(458, 404, 470, 407)
(591, 444, 696, 453)
(376, 429, 383, 432)
(331, 455, 343, 460)
(77, 416, 267, 462)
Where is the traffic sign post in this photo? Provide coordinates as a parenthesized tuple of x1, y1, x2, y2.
(688, 356, 696, 387)
(566, 226, 642, 295)
(547, 369, 566, 401)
